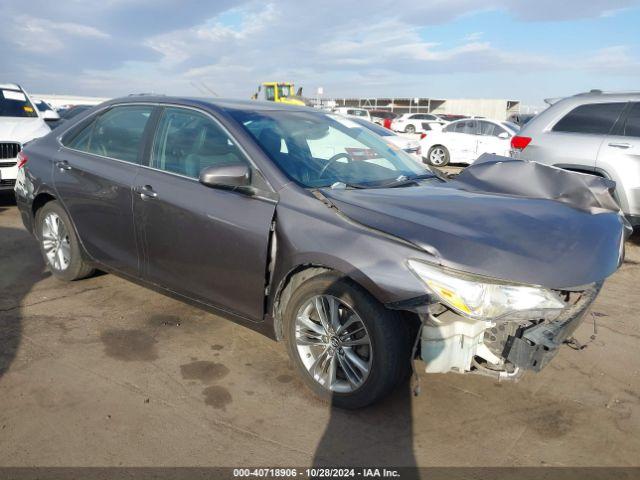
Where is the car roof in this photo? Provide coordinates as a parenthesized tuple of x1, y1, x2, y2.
(105, 95, 315, 114)
(565, 90, 640, 103)
(0, 83, 22, 90)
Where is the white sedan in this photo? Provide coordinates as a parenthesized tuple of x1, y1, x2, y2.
(391, 113, 447, 134)
(349, 117, 421, 156)
(420, 118, 520, 166)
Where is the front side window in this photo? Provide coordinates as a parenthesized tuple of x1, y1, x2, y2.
(232, 110, 431, 188)
(0, 89, 38, 118)
(264, 86, 275, 101)
(277, 85, 291, 98)
(66, 105, 153, 163)
(151, 107, 248, 179)
(553, 102, 626, 135)
(622, 102, 640, 138)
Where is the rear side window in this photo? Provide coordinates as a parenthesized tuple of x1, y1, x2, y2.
(622, 103, 640, 138)
(66, 105, 153, 163)
(448, 120, 476, 134)
(151, 107, 248, 179)
(552, 102, 625, 135)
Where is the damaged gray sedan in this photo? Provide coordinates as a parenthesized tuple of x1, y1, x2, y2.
(15, 97, 630, 408)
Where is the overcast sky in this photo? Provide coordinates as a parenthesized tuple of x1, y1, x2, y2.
(2, 0, 640, 105)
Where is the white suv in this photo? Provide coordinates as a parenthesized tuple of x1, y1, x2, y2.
(0, 84, 50, 191)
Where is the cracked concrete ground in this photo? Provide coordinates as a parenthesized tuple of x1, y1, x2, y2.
(0, 190, 639, 467)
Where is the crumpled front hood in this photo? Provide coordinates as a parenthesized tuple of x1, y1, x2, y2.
(0, 117, 50, 144)
(322, 178, 626, 289)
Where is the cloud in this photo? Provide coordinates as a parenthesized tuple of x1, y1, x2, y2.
(1, 0, 639, 101)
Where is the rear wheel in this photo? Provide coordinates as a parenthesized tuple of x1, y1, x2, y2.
(427, 145, 450, 166)
(36, 201, 94, 281)
(405, 124, 416, 134)
(284, 273, 411, 409)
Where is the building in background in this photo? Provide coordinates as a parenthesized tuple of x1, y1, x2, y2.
(322, 97, 521, 120)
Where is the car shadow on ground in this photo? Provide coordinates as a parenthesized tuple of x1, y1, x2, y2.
(0, 198, 47, 379)
(312, 381, 418, 475)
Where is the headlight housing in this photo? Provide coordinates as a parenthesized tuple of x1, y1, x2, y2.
(407, 260, 565, 321)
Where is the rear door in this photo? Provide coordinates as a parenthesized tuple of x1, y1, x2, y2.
(441, 120, 477, 162)
(541, 102, 627, 171)
(54, 104, 156, 277)
(597, 102, 640, 215)
(133, 106, 276, 321)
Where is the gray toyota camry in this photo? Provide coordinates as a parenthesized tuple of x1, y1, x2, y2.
(14, 96, 629, 408)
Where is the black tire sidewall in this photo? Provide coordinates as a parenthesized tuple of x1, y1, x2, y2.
(283, 273, 409, 409)
(36, 201, 92, 281)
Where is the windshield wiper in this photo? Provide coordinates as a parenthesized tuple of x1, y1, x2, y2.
(369, 173, 435, 189)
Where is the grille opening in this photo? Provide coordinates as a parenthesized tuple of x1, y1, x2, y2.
(0, 143, 21, 160)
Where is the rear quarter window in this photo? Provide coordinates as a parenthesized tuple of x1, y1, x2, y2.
(552, 102, 626, 135)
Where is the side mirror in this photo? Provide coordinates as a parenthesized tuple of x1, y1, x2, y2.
(42, 110, 60, 121)
(498, 132, 510, 139)
(199, 163, 251, 189)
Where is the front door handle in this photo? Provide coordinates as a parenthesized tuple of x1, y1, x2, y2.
(608, 142, 631, 149)
(134, 185, 158, 200)
(55, 160, 72, 171)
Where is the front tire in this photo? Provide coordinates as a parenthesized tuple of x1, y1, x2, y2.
(36, 201, 94, 281)
(283, 273, 411, 409)
(426, 145, 450, 166)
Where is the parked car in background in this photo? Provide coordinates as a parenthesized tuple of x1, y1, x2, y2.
(391, 113, 446, 134)
(33, 99, 60, 122)
(0, 83, 50, 191)
(48, 104, 94, 130)
(512, 90, 640, 227)
(332, 107, 371, 121)
(15, 96, 627, 408)
(349, 117, 421, 156)
(421, 118, 519, 166)
(368, 110, 398, 125)
(507, 112, 536, 126)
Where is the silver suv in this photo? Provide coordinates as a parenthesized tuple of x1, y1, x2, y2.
(511, 90, 640, 226)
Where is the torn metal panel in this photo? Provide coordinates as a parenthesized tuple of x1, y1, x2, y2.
(446, 154, 625, 216)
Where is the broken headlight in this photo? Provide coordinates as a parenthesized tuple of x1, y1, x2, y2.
(407, 260, 565, 321)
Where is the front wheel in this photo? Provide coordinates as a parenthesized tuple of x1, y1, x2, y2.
(284, 273, 411, 409)
(36, 201, 94, 281)
(426, 145, 450, 166)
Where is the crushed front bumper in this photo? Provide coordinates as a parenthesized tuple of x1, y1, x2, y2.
(419, 283, 602, 377)
(504, 283, 601, 371)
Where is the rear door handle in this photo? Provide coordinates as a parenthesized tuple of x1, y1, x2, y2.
(608, 142, 631, 149)
(55, 160, 72, 171)
(134, 185, 158, 200)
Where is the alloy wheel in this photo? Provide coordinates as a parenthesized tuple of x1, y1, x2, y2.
(430, 147, 446, 165)
(294, 295, 372, 393)
(41, 212, 71, 271)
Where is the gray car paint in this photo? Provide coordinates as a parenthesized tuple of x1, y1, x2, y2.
(15, 96, 627, 341)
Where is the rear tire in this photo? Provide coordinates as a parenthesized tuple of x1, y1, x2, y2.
(36, 201, 94, 281)
(405, 124, 416, 134)
(283, 273, 411, 409)
(426, 145, 450, 166)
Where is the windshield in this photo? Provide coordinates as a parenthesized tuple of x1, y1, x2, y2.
(231, 110, 431, 188)
(0, 89, 38, 118)
(350, 117, 393, 136)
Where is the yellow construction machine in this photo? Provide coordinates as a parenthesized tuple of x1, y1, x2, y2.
(251, 82, 312, 106)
